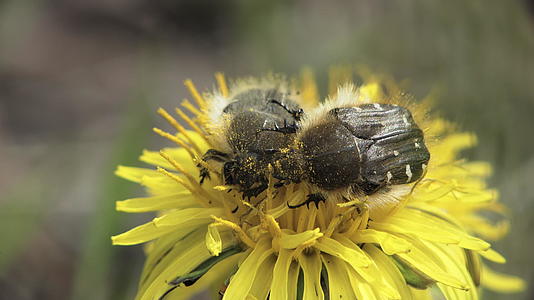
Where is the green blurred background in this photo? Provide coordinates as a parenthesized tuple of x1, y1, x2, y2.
(0, 1, 533, 299)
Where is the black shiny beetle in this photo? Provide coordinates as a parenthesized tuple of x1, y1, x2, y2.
(199, 88, 303, 198)
(291, 103, 430, 207)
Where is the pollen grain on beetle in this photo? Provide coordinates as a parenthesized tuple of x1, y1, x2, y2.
(112, 70, 524, 300)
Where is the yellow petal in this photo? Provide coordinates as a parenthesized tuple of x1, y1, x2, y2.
(433, 133, 477, 162)
(462, 161, 492, 177)
(359, 82, 382, 101)
(324, 235, 369, 276)
(478, 248, 506, 264)
(351, 229, 411, 255)
(206, 224, 223, 256)
(481, 265, 525, 293)
(365, 244, 411, 300)
(346, 265, 379, 300)
(422, 242, 478, 300)
(409, 287, 432, 300)
(140, 227, 205, 285)
(112, 222, 177, 246)
(137, 228, 211, 300)
(169, 245, 242, 287)
(117, 167, 189, 195)
(297, 250, 325, 300)
(425, 118, 449, 137)
(153, 207, 223, 227)
(332, 235, 400, 299)
(286, 260, 300, 300)
(115, 166, 159, 183)
(179, 130, 210, 151)
(141, 172, 189, 194)
(373, 208, 490, 251)
(116, 192, 198, 213)
(451, 190, 496, 204)
(248, 255, 276, 300)
(395, 239, 468, 290)
(279, 228, 323, 249)
(223, 239, 274, 300)
(460, 215, 509, 241)
(320, 254, 357, 300)
(140, 147, 195, 171)
(407, 202, 462, 226)
(113, 207, 222, 246)
(270, 249, 294, 300)
(411, 183, 456, 203)
(299, 68, 320, 107)
(158, 251, 240, 300)
(315, 236, 370, 268)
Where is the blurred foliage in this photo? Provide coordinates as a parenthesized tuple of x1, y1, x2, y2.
(71, 94, 153, 300)
(0, 0, 533, 299)
(0, 178, 47, 272)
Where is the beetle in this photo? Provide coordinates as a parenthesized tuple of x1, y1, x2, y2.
(199, 87, 304, 198)
(288, 103, 430, 207)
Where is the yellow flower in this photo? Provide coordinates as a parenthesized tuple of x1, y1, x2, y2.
(112, 69, 524, 300)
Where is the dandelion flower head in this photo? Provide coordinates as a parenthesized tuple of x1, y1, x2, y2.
(112, 69, 524, 300)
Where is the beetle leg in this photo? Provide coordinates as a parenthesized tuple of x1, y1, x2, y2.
(241, 183, 268, 200)
(257, 119, 299, 135)
(268, 98, 304, 121)
(287, 193, 326, 209)
(202, 149, 230, 161)
(198, 149, 230, 184)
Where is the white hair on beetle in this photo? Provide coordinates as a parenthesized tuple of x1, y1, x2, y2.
(297, 83, 375, 140)
(364, 184, 412, 219)
(203, 91, 233, 152)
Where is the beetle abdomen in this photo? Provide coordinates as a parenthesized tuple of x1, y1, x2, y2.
(362, 129, 430, 186)
(300, 120, 361, 190)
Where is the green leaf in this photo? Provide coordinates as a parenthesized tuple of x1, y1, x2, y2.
(392, 255, 435, 290)
(464, 249, 481, 287)
(168, 245, 243, 287)
(296, 269, 304, 300)
(320, 264, 330, 300)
